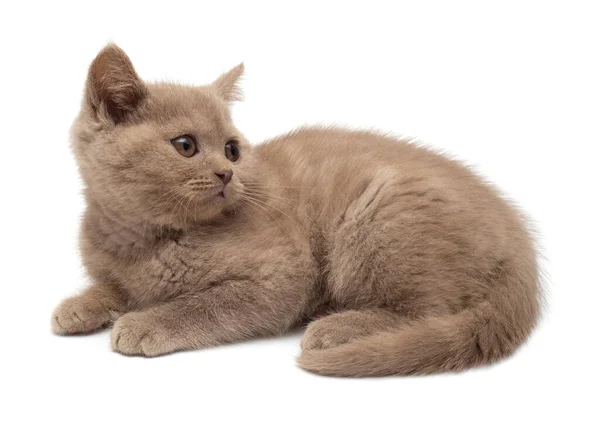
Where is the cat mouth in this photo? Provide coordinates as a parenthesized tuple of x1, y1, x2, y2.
(186, 188, 227, 208)
(212, 188, 227, 201)
(208, 188, 227, 202)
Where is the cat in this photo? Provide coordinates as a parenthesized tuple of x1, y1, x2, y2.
(51, 44, 541, 377)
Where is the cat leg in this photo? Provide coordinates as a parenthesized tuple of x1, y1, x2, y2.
(301, 309, 406, 351)
(111, 278, 309, 357)
(52, 283, 128, 335)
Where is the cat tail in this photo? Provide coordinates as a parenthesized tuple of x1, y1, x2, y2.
(297, 278, 540, 377)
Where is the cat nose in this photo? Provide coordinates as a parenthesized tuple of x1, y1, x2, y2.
(215, 169, 233, 186)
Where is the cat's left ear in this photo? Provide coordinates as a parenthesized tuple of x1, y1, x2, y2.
(211, 63, 244, 102)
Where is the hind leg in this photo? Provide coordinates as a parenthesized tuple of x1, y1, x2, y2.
(327, 172, 472, 318)
(301, 309, 405, 351)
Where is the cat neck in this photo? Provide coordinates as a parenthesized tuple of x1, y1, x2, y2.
(84, 198, 176, 260)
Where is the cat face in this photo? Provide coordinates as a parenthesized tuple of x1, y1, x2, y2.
(71, 45, 252, 229)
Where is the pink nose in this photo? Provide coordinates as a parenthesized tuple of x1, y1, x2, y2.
(215, 170, 233, 186)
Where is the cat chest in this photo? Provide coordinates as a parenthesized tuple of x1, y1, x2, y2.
(116, 241, 219, 306)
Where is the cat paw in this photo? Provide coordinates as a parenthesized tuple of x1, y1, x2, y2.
(301, 318, 359, 351)
(52, 296, 113, 335)
(111, 313, 174, 357)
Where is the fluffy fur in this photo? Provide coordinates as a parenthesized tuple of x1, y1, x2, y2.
(52, 44, 541, 377)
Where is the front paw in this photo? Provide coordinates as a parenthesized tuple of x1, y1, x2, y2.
(52, 296, 115, 335)
(111, 313, 176, 357)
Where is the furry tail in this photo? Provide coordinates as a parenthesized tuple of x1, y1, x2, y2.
(297, 279, 540, 377)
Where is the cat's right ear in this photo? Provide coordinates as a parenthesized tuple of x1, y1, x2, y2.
(211, 63, 245, 103)
(85, 44, 147, 123)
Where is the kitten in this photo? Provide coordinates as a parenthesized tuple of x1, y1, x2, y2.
(52, 44, 541, 376)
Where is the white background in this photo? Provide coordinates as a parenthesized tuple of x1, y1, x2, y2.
(1, 1, 598, 422)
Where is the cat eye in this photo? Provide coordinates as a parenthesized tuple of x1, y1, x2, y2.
(171, 135, 197, 158)
(224, 140, 240, 162)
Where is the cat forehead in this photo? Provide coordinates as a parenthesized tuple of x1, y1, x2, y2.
(143, 83, 230, 126)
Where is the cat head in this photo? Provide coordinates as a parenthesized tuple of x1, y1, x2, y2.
(72, 44, 253, 229)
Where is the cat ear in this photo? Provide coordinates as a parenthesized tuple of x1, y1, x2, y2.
(85, 44, 147, 123)
(211, 63, 245, 102)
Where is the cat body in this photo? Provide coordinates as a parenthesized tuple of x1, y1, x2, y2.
(52, 45, 540, 376)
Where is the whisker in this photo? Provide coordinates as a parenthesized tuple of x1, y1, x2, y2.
(173, 192, 190, 230)
(243, 185, 298, 205)
(155, 186, 182, 205)
(193, 193, 200, 223)
(242, 191, 299, 223)
(244, 189, 296, 207)
(183, 194, 196, 232)
(244, 182, 301, 190)
(240, 191, 305, 232)
(238, 195, 288, 234)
